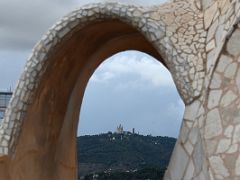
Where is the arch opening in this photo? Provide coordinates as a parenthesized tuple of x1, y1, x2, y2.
(77, 50, 185, 179)
(78, 50, 184, 137)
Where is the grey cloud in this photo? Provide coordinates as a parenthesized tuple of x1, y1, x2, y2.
(0, 52, 27, 90)
(0, 0, 77, 51)
(91, 51, 173, 88)
(0, 0, 168, 51)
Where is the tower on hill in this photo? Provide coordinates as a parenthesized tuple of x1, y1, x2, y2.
(116, 124, 123, 134)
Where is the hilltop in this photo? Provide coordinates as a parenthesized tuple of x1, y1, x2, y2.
(77, 132, 176, 179)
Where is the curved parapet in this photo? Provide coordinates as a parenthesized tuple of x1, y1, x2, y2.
(2, 0, 240, 179)
(0, 1, 205, 157)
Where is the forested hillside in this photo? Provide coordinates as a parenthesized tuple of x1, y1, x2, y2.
(77, 132, 176, 179)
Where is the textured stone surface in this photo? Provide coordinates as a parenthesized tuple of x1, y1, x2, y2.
(224, 62, 238, 79)
(220, 90, 237, 107)
(167, 143, 189, 179)
(227, 29, 240, 56)
(183, 159, 194, 179)
(204, 2, 218, 29)
(216, 55, 232, 73)
(209, 156, 229, 178)
(235, 155, 240, 176)
(0, 0, 240, 180)
(216, 138, 231, 153)
(205, 108, 222, 139)
(208, 90, 222, 109)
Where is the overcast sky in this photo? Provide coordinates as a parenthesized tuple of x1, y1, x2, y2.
(0, 0, 184, 137)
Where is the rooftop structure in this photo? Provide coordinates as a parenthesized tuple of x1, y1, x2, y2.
(116, 124, 124, 134)
(0, 91, 12, 120)
(1, 0, 240, 179)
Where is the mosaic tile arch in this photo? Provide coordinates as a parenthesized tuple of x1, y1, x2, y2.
(0, 0, 239, 179)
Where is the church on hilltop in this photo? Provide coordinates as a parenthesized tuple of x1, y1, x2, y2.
(116, 124, 124, 134)
(116, 124, 136, 134)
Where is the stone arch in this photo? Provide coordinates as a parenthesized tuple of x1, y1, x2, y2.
(0, 1, 205, 156)
(0, 1, 209, 180)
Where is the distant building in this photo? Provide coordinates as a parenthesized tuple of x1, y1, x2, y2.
(132, 128, 135, 134)
(0, 91, 12, 120)
(116, 124, 124, 134)
(115, 124, 137, 135)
